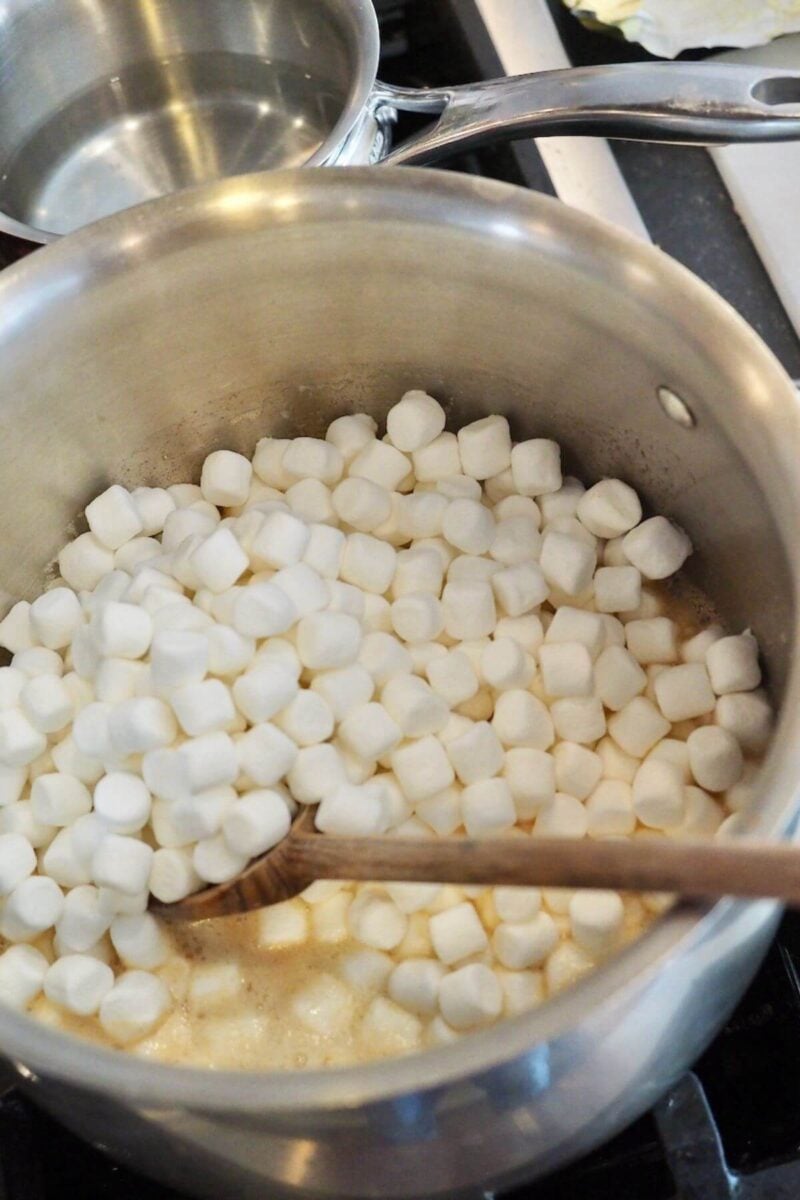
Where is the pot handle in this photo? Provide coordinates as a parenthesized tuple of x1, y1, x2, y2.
(374, 62, 800, 166)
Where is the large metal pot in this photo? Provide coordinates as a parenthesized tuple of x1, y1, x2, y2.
(0, 167, 798, 1198)
(2, 0, 800, 242)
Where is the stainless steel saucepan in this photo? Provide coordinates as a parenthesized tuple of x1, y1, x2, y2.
(2, 0, 800, 241)
(0, 166, 798, 1198)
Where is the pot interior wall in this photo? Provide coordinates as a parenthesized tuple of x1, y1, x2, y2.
(0, 173, 793, 700)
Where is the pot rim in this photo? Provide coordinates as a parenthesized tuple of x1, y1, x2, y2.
(0, 167, 798, 1112)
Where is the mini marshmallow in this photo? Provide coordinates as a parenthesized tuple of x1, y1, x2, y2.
(489, 516, 542, 567)
(86, 486, 143, 550)
(170, 786, 237, 842)
(715, 691, 772, 754)
(569, 890, 624, 957)
(108, 697, 177, 755)
(99, 970, 171, 1044)
(438, 962, 502, 1030)
(338, 702, 401, 759)
(193, 834, 248, 884)
(237, 723, 298, 786)
(149, 847, 202, 903)
(94, 659, 146, 704)
(287, 744, 347, 804)
(205, 625, 256, 677)
(480, 639, 531, 691)
(303, 523, 345, 580)
(441, 580, 497, 640)
(593, 645, 647, 711)
(0, 800, 55, 849)
(448, 555, 499, 583)
(282, 437, 343, 486)
(539, 532, 596, 597)
(332, 477, 392, 532)
(510, 440, 562, 497)
(2, 876, 64, 941)
(396, 492, 449, 540)
(358, 632, 413, 685)
(110, 913, 169, 970)
(179, 731, 238, 792)
(348, 890, 408, 950)
(539, 642, 593, 699)
(296, 612, 362, 671)
(545, 941, 595, 995)
(545, 607, 605, 659)
(275, 690, 335, 747)
(316, 782, 389, 836)
(415, 785, 462, 835)
(672, 786, 724, 840)
(447, 721, 504, 785)
(626, 618, 679, 665)
(706, 633, 761, 695)
(311, 665, 375, 721)
(31, 773, 92, 826)
(130, 486, 175, 536)
(59, 534, 116, 592)
(349, 439, 410, 490)
(391, 593, 444, 644)
(429, 901, 488, 964)
(56, 885, 112, 952)
(608, 696, 670, 758)
(633, 760, 686, 829)
(92, 602, 152, 659)
(493, 691, 554, 750)
(150, 630, 208, 691)
(0, 761, 27, 806)
(593, 566, 642, 614)
(577, 480, 641, 538)
(250, 510, 310, 571)
(285, 478, 335, 525)
(681, 626, 724, 663)
(0, 602, 35, 655)
(0, 668, 24, 712)
(44, 954, 114, 1016)
(412, 432, 462, 483)
(0, 944, 48, 1010)
(491, 563, 548, 619)
(493, 887, 542, 924)
(232, 662, 298, 724)
(12, 647, 63, 678)
(381, 675, 448, 737)
(29, 588, 83, 651)
(94, 773, 151, 834)
(200, 450, 252, 507)
(622, 516, 692, 580)
(114, 536, 161, 573)
(361, 593, 392, 632)
(461, 778, 516, 836)
(391, 736, 454, 802)
(502, 747, 556, 820)
(92, 835, 154, 895)
(0, 832, 36, 895)
(326, 413, 377, 462)
(441, 498, 494, 555)
(171, 679, 235, 737)
(652, 663, 716, 722)
(392, 548, 444, 599)
(532, 793, 589, 839)
(426, 650, 479, 707)
(493, 615, 544, 656)
(327, 582, 364, 620)
(586, 779, 636, 838)
(387, 391, 446, 452)
(340, 533, 397, 595)
(554, 742, 603, 801)
(19, 675, 73, 734)
(687, 726, 744, 792)
(388, 958, 445, 1015)
(190, 528, 248, 593)
(492, 912, 559, 969)
(457, 416, 511, 480)
(291, 972, 354, 1035)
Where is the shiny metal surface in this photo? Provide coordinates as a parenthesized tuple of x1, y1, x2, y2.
(0, 168, 799, 1197)
(2, 0, 800, 242)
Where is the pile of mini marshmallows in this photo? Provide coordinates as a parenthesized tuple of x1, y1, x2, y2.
(0, 391, 772, 1053)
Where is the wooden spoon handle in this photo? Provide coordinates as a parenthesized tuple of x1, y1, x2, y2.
(288, 832, 800, 903)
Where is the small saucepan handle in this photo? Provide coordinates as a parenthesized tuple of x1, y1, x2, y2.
(369, 62, 800, 167)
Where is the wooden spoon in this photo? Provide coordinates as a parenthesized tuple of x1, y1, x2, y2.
(151, 808, 800, 920)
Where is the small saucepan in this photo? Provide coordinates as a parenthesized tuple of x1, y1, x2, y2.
(1, 0, 800, 242)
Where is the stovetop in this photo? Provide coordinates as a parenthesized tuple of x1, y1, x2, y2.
(2, 3, 800, 1197)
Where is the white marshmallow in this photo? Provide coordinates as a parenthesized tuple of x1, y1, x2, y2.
(251, 438, 292, 489)
(502, 748, 556, 819)
(493, 887, 542, 923)
(438, 962, 502, 1029)
(415, 786, 462, 835)
(93, 772, 151, 834)
(539, 532, 596, 597)
(55, 885, 111, 952)
(671, 786, 724, 840)
(232, 663, 298, 725)
(442, 580, 497, 640)
(190, 528, 248, 593)
(396, 493, 449, 541)
(130, 486, 175, 535)
(94, 659, 145, 704)
(257, 899, 309, 948)
(706, 633, 761, 695)
(99, 970, 171, 1043)
(0, 761, 27, 806)
(593, 645, 647, 711)
(44, 954, 114, 1016)
(110, 912, 169, 969)
(577, 480, 641, 538)
(441, 499, 494, 555)
(250, 509, 310, 571)
(652, 663, 716, 722)
(332, 477, 392, 532)
(349, 439, 410, 490)
(326, 413, 377, 462)
(361, 593, 392, 633)
(171, 679, 235, 737)
(59, 534, 116, 592)
(204, 625, 255, 678)
(31, 773, 92, 826)
(392, 548, 444, 599)
(19, 675, 73, 734)
(86, 486, 143, 550)
(114, 533, 166, 571)
(0, 800, 55, 848)
(338, 702, 401, 759)
(0, 668, 25, 712)
(510, 440, 562, 497)
(0, 832, 36, 895)
(96, 885, 148, 916)
(391, 736, 454, 801)
(413, 432, 461, 482)
(282, 437, 343, 486)
(622, 516, 692, 580)
(92, 834, 154, 895)
(358, 632, 413, 685)
(586, 779, 635, 838)
(291, 972, 354, 1035)
(388, 958, 445, 1015)
(171, 786, 237, 842)
(326, 583, 364, 620)
(493, 690, 555, 749)
(391, 593, 444, 644)
(447, 721, 504, 785)
(569, 890, 624, 957)
(426, 650, 479, 708)
(681, 626, 724, 663)
(149, 847, 202, 903)
(532, 792, 589, 839)
(608, 697, 670, 758)
(285, 478, 335, 525)
(553, 742, 603, 801)
(646, 738, 691, 781)
(461, 778, 516, 836)
(294, 612, 361, 671)
(0, 602, 34, 654)
(539, 642, 593, 698)
(489, 516, 542, 566)
(92, 601, 152, 659)
(715, 691, 772, 754)
(407, 640, 447, 675)
(149, 630, 207, 691)
(457, 416, 511, 480)
(200, 450, 252, 507)
(275, 690, 335, 747)
(387, 391, 446, 452)
(545, 941, 595, 994)
(29, 588, 83, 650)
(108, 697, 177, 756)
(687, 726, 744, 792)
(193, 834, 248, 884)
(492, 912, 559, 969)
(494, 614, 544, 655)
(2, 876, 64, 940)
(236, 723, 298, 786)
(311, 665, 375, 722)
(545, 607, 605, 659)
(593, 566, 642, 614)
(12, 647, 63, 678)
(429, 901, 488, 964)
(633, 760, 686, 829)
(348, 890, 408, 950)
(0, 944, 48, 1010)
(180, 731, 239, 792)
(340, 533, 397, 594)
(448, 555, 499, 583)
(223, 789, 292, 857)
(381, 675, 448, 737)
(626, 618, 678, 665)
(287, 744, 347, 804)
(303, 523, 345, 580)
(316, 782, 389, 836)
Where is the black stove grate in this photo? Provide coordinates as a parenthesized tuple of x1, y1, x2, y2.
(2, 3, 799, 1197)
